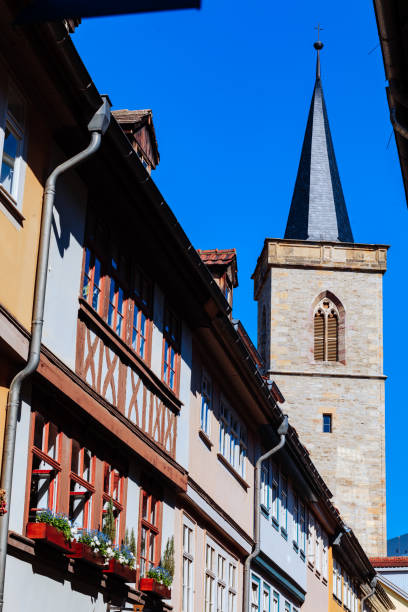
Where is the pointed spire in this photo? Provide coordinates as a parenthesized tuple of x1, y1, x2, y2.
(284, 40, 354, 243)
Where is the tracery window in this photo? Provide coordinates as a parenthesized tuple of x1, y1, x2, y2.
(314, 298, 339, 361)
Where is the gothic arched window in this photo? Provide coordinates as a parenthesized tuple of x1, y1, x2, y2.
(314, 298, 339, 361)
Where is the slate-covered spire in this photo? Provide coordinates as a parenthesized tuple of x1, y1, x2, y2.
(284, 41, 354, 243)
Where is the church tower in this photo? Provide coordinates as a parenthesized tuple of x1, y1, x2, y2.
(252, 41, 388, 557)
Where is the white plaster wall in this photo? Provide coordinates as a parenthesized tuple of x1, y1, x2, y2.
(126, 465, 141, 537)
(4, 555, 106, 612)
(150, 284, 164, 379)
(9, 387, 31, 533)
(161, 493, 175, 560)
(260, 512, 307, 592)
(302, 565, 328, 612)
(175, 321, 192, 469)
(42, 167, 87, 370)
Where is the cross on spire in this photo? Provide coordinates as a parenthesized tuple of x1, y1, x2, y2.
(315, 23, 324, 42)
(313, 24, 324, 80)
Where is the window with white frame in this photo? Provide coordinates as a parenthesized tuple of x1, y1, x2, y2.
(352, 584, 358, 612)
(272, 592, 279, 612)
(292, 494, 299, 547)
(205, 537, 237, 612)
(336, 560, 342, 602)
(0, 84, 25, 205)
(219, 401, 247, 478)
(201, 369, 212, 436)
(271, 462, 279, 525)
(251, 578, 259, 612)
(260, 460, 270, 510)
(344, 573, 352, 611)
(182, 516, 194, 612)
(322, 532, 328, 580)
(280, 474, 288, 536)
(315, 521, 321, 573)
(343, 572, 348, 608)
(333, 559, 338, 599)
(285, 602, 291, 612)
(261, 466, 269, 507)
(262, 585, 270, 612)
(307, 512, 315, 565)
(299, 502, 306, 558)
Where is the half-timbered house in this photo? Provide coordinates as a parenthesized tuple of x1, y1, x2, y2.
(0, 4, 396, 612)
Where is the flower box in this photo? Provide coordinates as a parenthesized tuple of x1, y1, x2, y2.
(66, 541, 105, 566)
(104, 558, 136, 582)
(26, 522, 71, 552)
(139, 578, 171, 599)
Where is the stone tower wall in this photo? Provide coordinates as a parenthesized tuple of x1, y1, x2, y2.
(253, 239, 388, 557)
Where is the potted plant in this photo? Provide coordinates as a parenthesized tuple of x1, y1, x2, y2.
(26, 509, 72, 552)
(66, 529, 107, 566)
(140, 566, 172, 599)
(104, 543, 137, 582)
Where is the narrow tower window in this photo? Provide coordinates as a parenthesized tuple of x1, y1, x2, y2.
(322, 414, 332, 433)
(313, 298, 339, 361)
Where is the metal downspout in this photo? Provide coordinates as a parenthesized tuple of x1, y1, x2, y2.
(243, 415, 289, 612)
(361, 577, 377, 612)
(0, 97, 111, 612)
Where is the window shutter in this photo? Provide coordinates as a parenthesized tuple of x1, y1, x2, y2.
(327, 314, 338, 361)
(314, 313, 324, 361)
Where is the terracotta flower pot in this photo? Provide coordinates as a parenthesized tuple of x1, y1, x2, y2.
(66, 541, 105, 566)
(26, 522, 71, 552)
(104, 558, 136, 582)
(139, 577, 171, 599)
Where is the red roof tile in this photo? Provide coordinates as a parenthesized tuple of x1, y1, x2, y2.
(197, 248, 237, 266)
(370, 557, 408, 567)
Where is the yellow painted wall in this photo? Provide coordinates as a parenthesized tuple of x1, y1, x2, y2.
(329, 547, 343, 612)
(0, 105, 49, 329)
(381, 582, 408, 611)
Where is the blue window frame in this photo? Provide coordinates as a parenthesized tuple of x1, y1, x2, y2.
(272, 591, 279, 612)
(201, 370, 212, 435)
(251, 574, 261, 611)
(261, 582, 271, 612)
(323, 414, 332, 433)
(280, 474, 288, 538)
(271, 462, 279, 528)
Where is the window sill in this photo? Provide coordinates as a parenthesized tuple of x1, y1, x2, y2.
(0, 185, 25, 226)
(199, 429, 213, 449)
(7, 530, 145, 603)
(281, 527, 288, 541)
(260, 504, 270, 518)
(292, 540, 299, 553)
(322, 577, 328, 587)
(308, 561, 314, 571)
(216, 453, 249, 490)
(272, 517, 279, 531)
(315, 569, 321, 579)
(300, 550, 306, 562)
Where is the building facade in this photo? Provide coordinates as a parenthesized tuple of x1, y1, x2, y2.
(0, 6, 393, 612)
(253, 42, 387, 557)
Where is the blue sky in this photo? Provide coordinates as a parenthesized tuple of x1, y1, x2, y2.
(74, 1, 408, 540)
